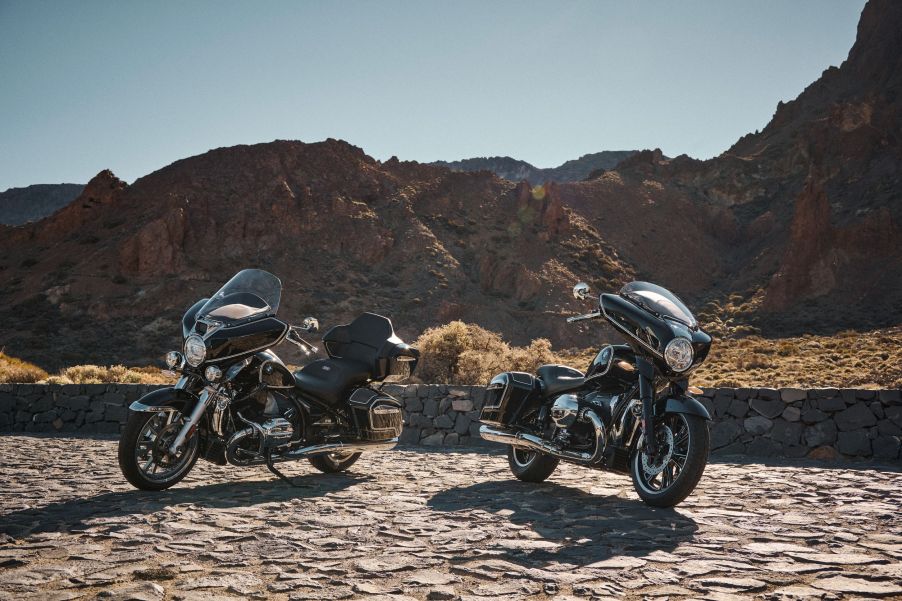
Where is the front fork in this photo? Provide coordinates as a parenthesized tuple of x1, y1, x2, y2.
(167, 386, 222, 456)
(636, 357, 657, 457)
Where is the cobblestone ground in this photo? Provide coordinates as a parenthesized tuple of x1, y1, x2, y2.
(0, 436, 900, 601)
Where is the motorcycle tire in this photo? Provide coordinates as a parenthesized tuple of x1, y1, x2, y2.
(507, 446, 559, 483)
(630, 412, 709, 507)
(308, 452, 362, 473)
(118, 410, 199, 491)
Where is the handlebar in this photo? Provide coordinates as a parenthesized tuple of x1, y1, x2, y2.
(566, 310, 601, 323)
(286, 326, 318, 355)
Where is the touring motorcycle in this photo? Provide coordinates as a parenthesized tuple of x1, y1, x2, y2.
(118, 269, 419, 490)
(479, 281, 712, 507)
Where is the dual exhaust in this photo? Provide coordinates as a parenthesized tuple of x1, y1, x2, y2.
(479, 409, 607, 465)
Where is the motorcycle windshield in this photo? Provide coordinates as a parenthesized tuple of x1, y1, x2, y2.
(197, 269, 282, 323)
(619, 281, 697, 328)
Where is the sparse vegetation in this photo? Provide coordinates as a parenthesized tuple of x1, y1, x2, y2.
(413, 321, 555, 385)
(0, 324, 899, 389)
(0, 351, 49, 383)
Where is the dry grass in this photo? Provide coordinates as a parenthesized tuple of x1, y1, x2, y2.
(45, 364, 178, 385)
(560, 326, 902, 389)
(1, 324, 899, 389)
(0, 351, 49, 383)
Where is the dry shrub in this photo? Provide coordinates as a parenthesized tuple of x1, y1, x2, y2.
(0, 352, 49, 383)
(414, 322, 563, 385)
(50, 364, 165, 385)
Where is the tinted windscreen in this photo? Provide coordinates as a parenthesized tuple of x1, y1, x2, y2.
(619, 281, 697, 327)
(198, 269, 282, 322)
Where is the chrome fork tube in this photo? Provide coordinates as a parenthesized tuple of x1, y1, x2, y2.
(168, 387, 215, 456)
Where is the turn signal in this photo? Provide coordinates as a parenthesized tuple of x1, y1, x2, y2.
(688, 385, 704, 395)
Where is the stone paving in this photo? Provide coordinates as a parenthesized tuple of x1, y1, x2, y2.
(0, 435, 900, 600)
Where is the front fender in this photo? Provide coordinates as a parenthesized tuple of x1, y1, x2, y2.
(129, 387, 198, 413)
(661, 394, 712, 421)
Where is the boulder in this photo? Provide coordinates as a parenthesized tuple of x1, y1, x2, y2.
(807, 446, 839, 461)
(434, 415, 454, 429)
(780, 388, 808, 402)
(750, 398, 784, 419)
(454, 413, 471, 435)
(805, 421, 837, 447)
(727, 399, 748, 418)
(871, 435, 901, 459)
(421, 432, 445, 446)
(771, 420, 803, 446)
(746, 437, 781, 457)
(711, 419, 743, 449)
(744, 416, 773, 435)
(817, 396, 846, 412)
(837, 431, 871, 456)
(451, 399, 474, 412)
(781, 406, 801, 422)
(835, 402, 877, 431)
(801, 408, 829, 424)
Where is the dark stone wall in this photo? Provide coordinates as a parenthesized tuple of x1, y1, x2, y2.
(1, 383, 899, 460)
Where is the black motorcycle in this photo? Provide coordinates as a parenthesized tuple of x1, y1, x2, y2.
(118, 269, 419, 490)
(479, 281, 712, 507)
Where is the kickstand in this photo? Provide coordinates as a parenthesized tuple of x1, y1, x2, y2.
(265, 452, 301, 487)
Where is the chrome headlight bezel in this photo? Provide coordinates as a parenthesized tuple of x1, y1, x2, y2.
(165, 350, 184, 369)
(184, 334, 207, 367)
(204, 365, 222, 382)
(664, 337, 694, 372)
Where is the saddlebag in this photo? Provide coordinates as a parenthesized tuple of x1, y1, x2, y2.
(479, 372, 541, 427)
(348, 388, 403, 441)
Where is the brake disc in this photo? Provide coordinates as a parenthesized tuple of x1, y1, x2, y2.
(641, 425, 674, 477)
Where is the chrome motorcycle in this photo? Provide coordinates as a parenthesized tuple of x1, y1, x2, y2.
(118, 269, 419, 490)
(479, 281, 712, 507)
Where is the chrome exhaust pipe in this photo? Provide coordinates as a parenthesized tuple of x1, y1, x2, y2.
(282, 438, 398, 460)
(226, 434, 398, 466)
(479, 409, 606, 466)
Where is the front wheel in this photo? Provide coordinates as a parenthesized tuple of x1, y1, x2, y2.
(308, 451, 362, 473)
(507, 446, 559, 483)
(118, 409, 199, 491)
(630, 412, 709, 507)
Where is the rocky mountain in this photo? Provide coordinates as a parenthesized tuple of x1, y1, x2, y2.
(0, 0, 899, 369)
(0, 184, 84, 226)
(433, 150, 637, 183)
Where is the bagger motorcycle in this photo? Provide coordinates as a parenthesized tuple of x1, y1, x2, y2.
(479, 281, 712, 507)
(118, 269, 419, 490)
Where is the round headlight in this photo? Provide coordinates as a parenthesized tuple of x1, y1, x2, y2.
(184, 335, 207, 367)
(204, 365, 222, 382)
(165, 351, 183, 369)
(664, 337, 694, 372)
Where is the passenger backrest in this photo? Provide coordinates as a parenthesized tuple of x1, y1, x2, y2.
(322, 313, 395, 366)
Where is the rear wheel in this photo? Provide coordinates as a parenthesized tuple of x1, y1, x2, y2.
(118, 409, 199, 491)
(630, 412, 709, 507)
(507, 446, 559, 483)
(308, 451, 362, 473)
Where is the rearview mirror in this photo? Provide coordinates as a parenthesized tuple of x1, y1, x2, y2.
(302, 317, 319, 333)
(572, 282, 590, 300)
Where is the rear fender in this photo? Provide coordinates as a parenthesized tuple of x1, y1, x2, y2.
(659, 394, 712, 421)
(129, 387, 198, 414)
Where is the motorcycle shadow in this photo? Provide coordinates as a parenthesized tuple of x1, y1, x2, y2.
(0, 472, 372, 538)
(427, 479, 698, 568)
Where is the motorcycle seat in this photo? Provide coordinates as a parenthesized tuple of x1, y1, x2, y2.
(536, 364, 586, 397)
(293, 358, 371, 404)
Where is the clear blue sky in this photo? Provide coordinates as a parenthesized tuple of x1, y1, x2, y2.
(0, 0, 866, 190)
